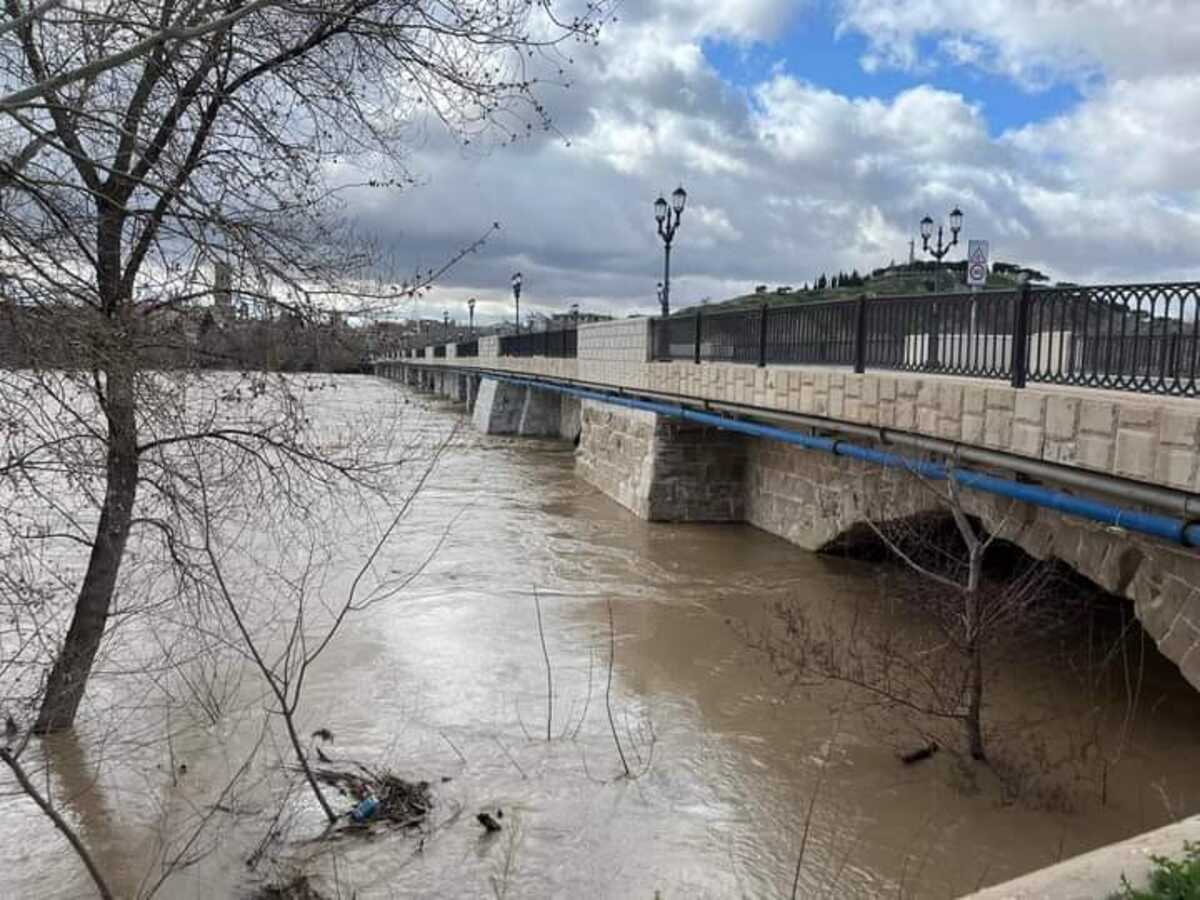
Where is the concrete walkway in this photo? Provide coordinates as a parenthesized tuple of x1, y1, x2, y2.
(963, 815, 1200, 899)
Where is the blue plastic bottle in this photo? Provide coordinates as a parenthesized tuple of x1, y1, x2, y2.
(350, 795, 378, 823)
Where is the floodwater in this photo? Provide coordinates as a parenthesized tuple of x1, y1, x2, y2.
(4, 374, 1200, 899)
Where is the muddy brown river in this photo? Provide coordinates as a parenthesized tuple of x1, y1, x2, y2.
(3, 375, 1200, 898)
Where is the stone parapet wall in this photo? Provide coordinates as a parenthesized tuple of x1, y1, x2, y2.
(384, 357, 1200, 494)
(478, 335, 499, 358)
(577, 318, 651, 361)
(577, 318, 653, 387)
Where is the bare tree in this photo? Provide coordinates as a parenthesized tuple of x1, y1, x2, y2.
(0, 0, 611, 735)
(755, 453, 1069, 764)
(193, 420, 458, 823)
(0, 5, 611, 891)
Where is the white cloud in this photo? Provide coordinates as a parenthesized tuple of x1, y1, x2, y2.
(837, 0, 1200, 86)
(1008, 75, 1200, 193)
(337, 1, 1200, 315)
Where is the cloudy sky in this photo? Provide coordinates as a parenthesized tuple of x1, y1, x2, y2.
(348, 0, 1200, 325)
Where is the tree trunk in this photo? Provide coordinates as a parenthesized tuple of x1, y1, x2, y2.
(966, 636, 985, 761)
(34, 366, 138, 733)
(964, 544, 986, 761)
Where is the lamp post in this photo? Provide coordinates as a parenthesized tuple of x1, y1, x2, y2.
(569, 301, 579, 327)
(919, 207, 963, 292)
(511, 272, 522, 335)
(918, 207, 962, 370)
(467, 297, 475, 333)
(654, 186, 686, 360)
(654, 186, 687, 319)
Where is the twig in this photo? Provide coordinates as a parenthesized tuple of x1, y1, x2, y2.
(568, 646, 595, 741)
(0, 748, 115, 900)
(491, 736, 527, 780)
(533, 587, 553, 741)
(791, 706, 844, 899)
(439, 730, 467, 765)
(605, 598, 630, 778)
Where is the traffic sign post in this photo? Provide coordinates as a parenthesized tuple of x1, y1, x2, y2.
(967, 240, 989, 289)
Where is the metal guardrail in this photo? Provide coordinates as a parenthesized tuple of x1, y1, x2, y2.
(651, 282, 1200, 397)
(456, 339, 479, 358)
(499, 328, 577, 359)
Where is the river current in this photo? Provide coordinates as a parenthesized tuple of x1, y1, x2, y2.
(3, 374, 1200, 899)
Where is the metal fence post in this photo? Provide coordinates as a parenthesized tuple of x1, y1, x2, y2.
(854, 294, 868, 374)
(1011, 281, 1031, 388)
(694, 307, 702, 364)
(757, 302, 768, 368)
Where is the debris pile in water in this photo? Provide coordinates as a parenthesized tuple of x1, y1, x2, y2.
(252, 874, 327, 899)
(310, 764, 433, 828)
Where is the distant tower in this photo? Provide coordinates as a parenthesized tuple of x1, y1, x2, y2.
(908, 239, 915, 266)
(214, 260, 233, 318)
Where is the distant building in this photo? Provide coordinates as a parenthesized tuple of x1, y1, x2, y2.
(214, 261, 234, 319)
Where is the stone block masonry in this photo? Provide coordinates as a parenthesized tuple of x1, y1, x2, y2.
(575, 400, 745, 521)
(472, 378, 524, 435)
(471, 377, 579, 440)
(379, 316, 1200, 692)
(573, 398, 1200, 693)
(517, 387, 562, 437)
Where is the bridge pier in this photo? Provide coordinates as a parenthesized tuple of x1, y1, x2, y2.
(466, 374, 479, 414)
(472, 378, 525, 434)
(471, 376, 579, 440)
(576, 401, 746, 521)
(560, 396, 581, 443)
(517, 386, 562, 437)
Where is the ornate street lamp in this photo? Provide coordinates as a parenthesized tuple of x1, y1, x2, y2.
(654, 185, 687, 319)
(917, 207, 963, 366)
(511, 272, 522, 335)
(920, 207, 963, 292)
(467, 296, 476, 333)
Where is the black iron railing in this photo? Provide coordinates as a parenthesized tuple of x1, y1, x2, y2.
(456, 339, 479, 358)
(415, 346, 426, 359)
(650, 282, 1200, 396)
(499, 327, 578, 358)
(432, 344, 447, 358)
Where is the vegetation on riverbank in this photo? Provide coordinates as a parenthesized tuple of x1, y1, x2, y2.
(1114, 842, 1200, 899)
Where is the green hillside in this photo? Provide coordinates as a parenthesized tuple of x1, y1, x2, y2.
(679, 263, 1035, 315)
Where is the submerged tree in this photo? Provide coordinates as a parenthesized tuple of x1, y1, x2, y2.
(756, 454, 1073, 764)
(0, 0, 612, 734)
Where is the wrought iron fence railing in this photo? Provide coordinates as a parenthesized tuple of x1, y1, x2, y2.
(650, 281, 1200, 397)
(391, 282, 1199, 398)
(498, 327, 577, 359)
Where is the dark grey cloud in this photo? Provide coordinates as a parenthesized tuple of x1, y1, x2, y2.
(334, 2, 1200, 320)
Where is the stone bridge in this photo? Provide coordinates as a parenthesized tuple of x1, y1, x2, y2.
(375, 318, 1200, 691)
